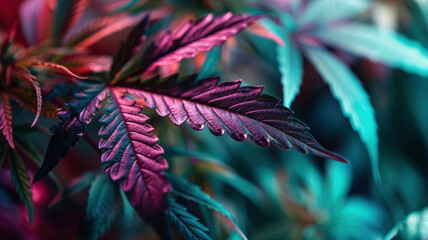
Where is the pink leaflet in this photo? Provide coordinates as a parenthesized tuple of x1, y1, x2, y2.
(125, 75, 348, 163)
(141, 13, 264, 73)
(98, 88, 170, 220)
(0, 94, 14, 148)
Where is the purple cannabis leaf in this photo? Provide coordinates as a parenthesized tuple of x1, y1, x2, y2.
(67, 86, 108, 125)
(30, 10, 350, 240)
(118, 13, 264, 80)
(0, 94, 14, 148)
(33, 86, 107, 183)
(99, 88, 170, 220)
(124, 74, 348, 163)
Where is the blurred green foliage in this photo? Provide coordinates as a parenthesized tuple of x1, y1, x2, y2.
(1, 0, 428, 239)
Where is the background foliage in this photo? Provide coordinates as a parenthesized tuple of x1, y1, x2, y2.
(1, 0, 428, 239)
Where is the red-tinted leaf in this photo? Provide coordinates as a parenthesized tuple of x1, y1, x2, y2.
(125, 74, 348, 163)
(19, 0, 53, 45)
(99, 88, 170, 221)
(53, 0, 89, 39)
(20, 60, 84, 79)
(108, 14, 149, 81)
(57, 55, 112, 75)
(28, 80, 41, 127)
(0, 94, 14, 148)
(6, 87, 58, 118)
(64, 13, 146, 49)
(12, 68, 42, 127)
(248, 22, 285, 46)
(121, 13, 264, 79)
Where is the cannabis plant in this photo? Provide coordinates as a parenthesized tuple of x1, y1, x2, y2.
(0, 1, 349, 239)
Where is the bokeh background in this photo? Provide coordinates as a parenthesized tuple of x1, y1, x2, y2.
(1, 0, 428, 239)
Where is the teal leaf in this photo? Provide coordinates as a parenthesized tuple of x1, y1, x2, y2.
(9, 147, 34, 224)
(14, 136, 64, 202)
(14, 137, 43, 166)
(277, 40, 303, 107)
(385, 207, 428, 240)
(303, 45, 379, 182)
(166, 197, 211, 240)
(342, 197, 383, 227)
(284, 154, 323, 207)
(331, 197, 383, 239)
(311, 23, 428, 77)
(298, 0, 370, 26)
(326, 160, 352, 205)
(260, 18, 286, 39)
(165, 146, 264, 206)
(166, 173, 233, 220)
(120, 189, 135, 226)
(198, 46, 222, 80)
(255, 165, 282, 210)
(260, 17, 303, 107)
(413, 0, 428, 29)
(204, 165, 265, 207)
(53, 0, 88, 39)
(79, 173, 119, 240)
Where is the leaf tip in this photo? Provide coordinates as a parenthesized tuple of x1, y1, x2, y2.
(331, 154, 349, 164)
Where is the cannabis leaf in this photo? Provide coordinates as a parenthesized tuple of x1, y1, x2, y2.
(53, 0, 89, 39)
(166, 197, 211, 240)
(167, 173, 248, 239)
(9, 146, 34, 224)
(33, 85, 107, 183)
(108, 14, 149, 81)
(31, 12, 349, 240)
(79, 173, 119, 240)
(311, 23, 428, 77)
(6, 87, 58, 119)
(126, 74, 347, 163)
(260, 0, 428, 180)
(99, 89, 170, 220)
(303, 45, 378, 180)
(167, 173, 233, 220)
(297, 0, 370, 26)
(11, 67, 43, 127)
(116, 13, 264, 81)
(385, 207, 428, 240)
(0, 94, 14, 148)
(64, 13, 148, 49)
(277, 39, 303, 107)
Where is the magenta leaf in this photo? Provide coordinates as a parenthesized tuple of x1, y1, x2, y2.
(33, 85, 107, 183)
(67, 85, 108, 125)
(124, 74, 348, 163)
(99, 88, 170, 221)
(0, 94, 14, 148)
(119, 13, 263, 80)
